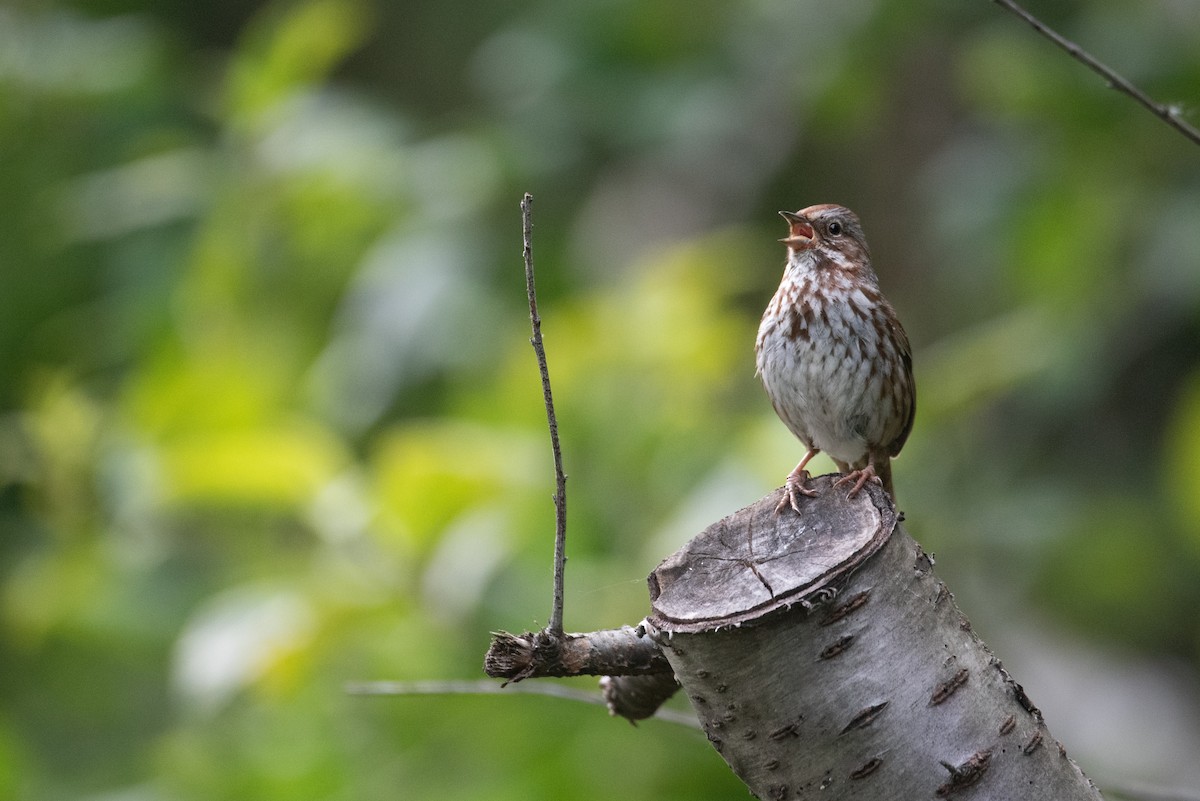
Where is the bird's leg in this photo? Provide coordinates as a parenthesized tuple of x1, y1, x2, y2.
(777, 448, 821, 514)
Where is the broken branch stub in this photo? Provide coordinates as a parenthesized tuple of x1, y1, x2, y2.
(644, 475, 1101, 800)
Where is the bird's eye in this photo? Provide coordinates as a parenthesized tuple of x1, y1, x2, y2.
(828, 221, 843, 236)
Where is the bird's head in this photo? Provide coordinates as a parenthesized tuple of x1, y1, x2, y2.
(779, 204, 872, 272)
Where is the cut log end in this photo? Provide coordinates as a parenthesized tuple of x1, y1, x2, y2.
(647, 476, 896, 633)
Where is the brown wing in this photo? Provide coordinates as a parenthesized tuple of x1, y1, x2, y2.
(887, 323, 916, 458)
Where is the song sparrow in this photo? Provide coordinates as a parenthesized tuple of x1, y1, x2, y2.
(755, 204, 915, 512)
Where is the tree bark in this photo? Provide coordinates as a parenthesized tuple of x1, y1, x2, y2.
(643, 475, 1103, 800)
(483, 474, 1105, 797)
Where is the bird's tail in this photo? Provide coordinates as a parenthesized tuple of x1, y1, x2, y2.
(875, 456, 895, 501)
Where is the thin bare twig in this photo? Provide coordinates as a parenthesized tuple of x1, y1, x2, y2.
(1100, 781, 1200, 801)
(345, 679, 702, 729)
(347, 679, 597, 703)
(992, 0, 1200, 147)
(521, 193, 569, 637)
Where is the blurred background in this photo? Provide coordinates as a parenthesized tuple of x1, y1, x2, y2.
(2, 0, 1199, 797)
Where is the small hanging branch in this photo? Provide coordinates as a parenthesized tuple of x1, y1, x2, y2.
(992, 0, 1200, 147)
(521, 192, 569, 637)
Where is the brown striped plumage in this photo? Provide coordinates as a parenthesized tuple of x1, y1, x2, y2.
(755, 204, 915, 512)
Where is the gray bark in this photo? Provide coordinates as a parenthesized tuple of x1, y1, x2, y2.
(644, 475, 1103, 800)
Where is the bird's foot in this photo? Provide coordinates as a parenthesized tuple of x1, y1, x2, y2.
(832, 465, 882, 499)
(776, 469, 819, 514)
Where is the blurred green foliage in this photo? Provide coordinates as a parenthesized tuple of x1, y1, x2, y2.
(2, 0, 1200, 797)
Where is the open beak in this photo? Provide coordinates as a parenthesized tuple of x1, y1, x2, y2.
(778, 210, 815, 249)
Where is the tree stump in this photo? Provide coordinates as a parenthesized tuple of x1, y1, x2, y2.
(644, 475, 1102, 800)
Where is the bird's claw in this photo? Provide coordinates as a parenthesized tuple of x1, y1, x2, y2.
(832, 466, 882, 499)
(776, 470, 819, 514)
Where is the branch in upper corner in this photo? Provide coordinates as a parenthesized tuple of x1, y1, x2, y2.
(991, 0, 1200, 147)
(521, 193, 569, 637)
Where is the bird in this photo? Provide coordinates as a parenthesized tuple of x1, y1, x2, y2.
(755, 204, 915, 513)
